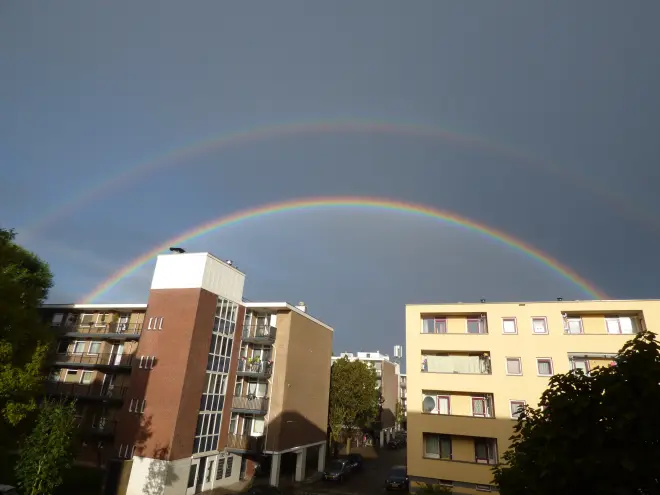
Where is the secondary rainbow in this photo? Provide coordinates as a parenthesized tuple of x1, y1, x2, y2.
(82, 197, 608, 302)
(22, 118, 658, 240)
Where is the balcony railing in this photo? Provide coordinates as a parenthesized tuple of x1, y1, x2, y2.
(421, 355, 492, 375)
(242, 325, 276, 344)
(45, 381, 127, 401)
(76, 419, 119, 437)
(226, 434, 265, 453)
(54, 352, 134, 369)
(236, 360, 273, 378)
(232, 395, 269, 413)
(53, 322, 142, 338)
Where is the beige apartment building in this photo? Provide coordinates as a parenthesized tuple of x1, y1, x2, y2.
(331, 350, 399, 445)
(405, 299, 660, 494)
(41, 251, 333, 495)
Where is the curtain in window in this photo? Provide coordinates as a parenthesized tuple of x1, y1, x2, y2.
(502, 320, 516, 333)
(472, 398, 485, 416)
(538, 361, 552, 375)
(425, 355, 483, 374)
(422, 319, 434, 333)
(424, 435, 440, 457)
(619, 317, 635, 334)
(506, 359, 521, 374)
(438, 397, 450, 415)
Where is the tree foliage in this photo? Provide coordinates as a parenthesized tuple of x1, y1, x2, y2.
(395, 400, 405, 427)
(493, 331, 660, 495)
(15, 399, 78, 495)
(329, 357, 380, 451)
(0, 228, 53, 434)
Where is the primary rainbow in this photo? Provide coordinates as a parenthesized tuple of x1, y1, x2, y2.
(82, 196, 607, 302)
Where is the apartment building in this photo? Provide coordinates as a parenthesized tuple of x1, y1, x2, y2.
(41, 251, 333, 495)
(331, 351, 399, 445)
(398, 373, 407, 429)
(405, 299, 660, 494)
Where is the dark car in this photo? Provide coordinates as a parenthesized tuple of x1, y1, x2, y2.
(385, 465, 409, 491)
(324, 459, 352, 482)
(387, 437, 404, 449)
(247, 486, 281, 495)
(338, 453, 364, 472)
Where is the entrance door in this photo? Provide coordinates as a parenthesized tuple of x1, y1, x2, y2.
(186, 459, 200, 495)
(195, 457, 207, 494)
(109, 344, 124, 366)
(101, 374, 115, 398)
(117, 313, 129, 333)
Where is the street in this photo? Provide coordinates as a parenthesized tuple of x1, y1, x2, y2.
(293, 445, 407, 495)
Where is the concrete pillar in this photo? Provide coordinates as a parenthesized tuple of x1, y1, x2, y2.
(295, 447, 307, 482)
(318, 443, 326, 472)
(269, 453, 281, 487)
(380, 430, 385, 447)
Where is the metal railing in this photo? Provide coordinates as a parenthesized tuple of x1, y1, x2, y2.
(226, 434, 264, 452)
(242, 324, 276, 343)
(54, 352, 134, 368)
(236, 360, 273, 377)
(45, 381, 127, 400)
(53, 322, 143, 336)
(76, 419, 119, 436)
(231, 395, 269, 412)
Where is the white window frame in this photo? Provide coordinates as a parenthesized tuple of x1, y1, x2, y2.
(129, 399, 136, 412)
(80, 313, 95, 325)
(87, 342, 102, 356)
(466, 318, 485, 334)
(505, 357, 522, 376)
(605, 316, 636, 335)
(147, 317, 154, 330)
(531, 316, 548, 334)
(536, 358, 554, 376)
(476, 485, 492, 492)
(509, 400, 526, 419)
(158, 317, 163, 330)
(79, 371, 94, 384)
(95, 313, 110, 327)
(501, 317, 518, 335)
(571, 358, 590, 375)
(140, 399, 146, 414)
(565, 317, 583, 334)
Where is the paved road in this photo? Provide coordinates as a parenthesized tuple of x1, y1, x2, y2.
(294, 445, 407, 495)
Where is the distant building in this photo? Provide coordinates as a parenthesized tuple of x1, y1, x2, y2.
(331, 350, 398, 444)
(405, 298, 660, 494)
(398, 373, 407, 428)
(41, 251, 333, 494)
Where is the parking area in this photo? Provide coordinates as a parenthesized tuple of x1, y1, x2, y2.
(293, 444, 407, 495)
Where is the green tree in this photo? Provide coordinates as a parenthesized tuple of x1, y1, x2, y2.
(493, 331, 660, 495)
(15, 399, 78, 495)
(395, 400, 405, 428)
(329, 357, 379, 454)
(0, 228, 53, 442)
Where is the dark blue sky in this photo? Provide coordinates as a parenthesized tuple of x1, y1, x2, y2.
(2, 1, 659, 370)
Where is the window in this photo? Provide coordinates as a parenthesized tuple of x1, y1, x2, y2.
(506, 357, 522, 375)
(206, 461, 214, 483)
(537, 358, 553, 376)
(140, 399, 146, 413)
(88, 342, 102, 355)
(565, 317, 583, 334)
(606, 316, 637, 334)
(474, 439, 497, 464)
(80, 314, 94, 325)
(139, 356, 155, 369)
(532, 317, 548, 334)
(147, 317, 164, 330)
(229, 414, 238, 434)
(96, 313, 111, 326)
(129, 399, 137, 412)
(510, 400, 525, 419)
(57, 341, 69, 353)
(472, 397, 488, 417)
(252, 418, 265, 435)
(467, 318, 485, 334)
(73, 341, 86, 354)
(422, 318, 447, 334)
(476, 485, 492, 492)
(216, 458, 225, 480)
(52, 313, 64, 326)
(502, 318, 517, 334)
(437, 396, 450, 415)
(80, 371, 93, 384)
(572, 358, 590, 375)
(423, 434, 451, 459)
(66, 369, 77, 377)
(48, 369, 61, 382)
(225, 456, 233, 478)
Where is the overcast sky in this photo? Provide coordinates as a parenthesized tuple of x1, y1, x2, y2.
(2, 1, 660, 371)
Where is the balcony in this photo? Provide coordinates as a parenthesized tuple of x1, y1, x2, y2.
(232, 395, 269, 414)
(45, 382, 127, 403)
(236, 360, 273, 378)
(77, 419, 118, 438)
(53, 352, 134, 370)
(226, 434, 265, 453)
(242, 325, 276, 344)
(421, 353, 492, 375)
(53, 322, 142, 340)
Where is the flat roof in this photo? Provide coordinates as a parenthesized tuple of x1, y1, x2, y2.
(407, 298, 660, 306)
(41, 303, 148, 310)
(242, 302, 333, 332)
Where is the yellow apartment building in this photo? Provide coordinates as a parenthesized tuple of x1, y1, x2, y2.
(405, 299, 660, 494)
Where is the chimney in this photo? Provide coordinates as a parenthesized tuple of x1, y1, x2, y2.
(295, 302, 307, 313)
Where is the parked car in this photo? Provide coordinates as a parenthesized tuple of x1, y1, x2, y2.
(0, 486, 19, 495)
(387, 437, 404, 449)
(338, 453, 364, 471)
(385, 465, 409, 491)
(324, 458, 353, 482)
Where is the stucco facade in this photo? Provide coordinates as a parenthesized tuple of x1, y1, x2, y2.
(405, 299, 660, 494)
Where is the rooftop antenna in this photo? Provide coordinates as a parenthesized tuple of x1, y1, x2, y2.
(169, 247, 186, 254)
